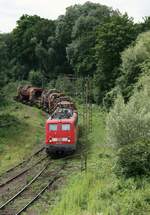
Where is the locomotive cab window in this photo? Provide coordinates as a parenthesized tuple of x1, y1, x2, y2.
(49, 124, 57, 131)
(62, 124, 70, 131)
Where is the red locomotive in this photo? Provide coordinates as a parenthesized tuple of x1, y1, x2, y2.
(45, 107, 78, 154)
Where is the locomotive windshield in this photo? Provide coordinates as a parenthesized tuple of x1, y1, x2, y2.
(51, 108, 73, 119)
(62, 124, 70, 131)
(49, 124, 57, 131)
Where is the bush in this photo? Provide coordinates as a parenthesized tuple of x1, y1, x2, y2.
(102, 86, 119, 109)
(106, 74, 150, 176)
(119, 31, 150, 99)
(55, 75, 75, 96)
(117, 139, 150, 177)
(29, 70, 46, 87)
(107, 76, 150, 147)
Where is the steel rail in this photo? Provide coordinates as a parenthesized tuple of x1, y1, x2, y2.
(15, 163, 66, 215)
(0, 160, 50, 210)
(0, 155, 48, 188)
(0, 152, 80, 213)
(0, 146, 45, 178)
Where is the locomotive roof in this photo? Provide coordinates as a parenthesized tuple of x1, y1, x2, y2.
(46, 111, 77, 123)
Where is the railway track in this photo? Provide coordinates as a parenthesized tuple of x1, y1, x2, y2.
(0, 146, 45, 177)
(0, 145, 48, 209)
(0, 155, 47, 188)
(0, 153, 80, 215)
(0, 159, 67, 215)
(0, 138, 81, 215)
(0, 146, 45, 188)
(15, 165, 65, 215)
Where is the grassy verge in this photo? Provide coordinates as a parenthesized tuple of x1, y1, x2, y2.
(46, 106, 150, 215)
(0, 83, 47, 174)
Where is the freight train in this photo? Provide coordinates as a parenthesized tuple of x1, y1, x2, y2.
(16, 85, 78, 154)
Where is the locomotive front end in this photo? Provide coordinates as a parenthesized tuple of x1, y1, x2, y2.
(45, 111, 78, 154)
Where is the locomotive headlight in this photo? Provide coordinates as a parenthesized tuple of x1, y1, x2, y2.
(52, 138, 58, 141)
(49, 138, 52, 143)
(68, 138, 71, 143)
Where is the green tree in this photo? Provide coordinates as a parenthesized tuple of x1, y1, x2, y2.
(94, 14, 137, 104)
(12, 15, 55, 80)
(0, 33, 13, 87)
(118, 31, 150, 99)
(66, 2, 115, 77)
(136, 16, 150, 33)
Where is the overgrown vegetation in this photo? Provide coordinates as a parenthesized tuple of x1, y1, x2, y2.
(118, 31, 150, 100)
(107, 74, 150, 176)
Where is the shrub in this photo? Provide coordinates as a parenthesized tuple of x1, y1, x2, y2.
(29, 70, 45, 87)
(106, 74, 150, 176)
(107, 76, 150, 147)
(55, 75, 75, 95)
(102, 86, 119, 109)
(117, 139, 150, 177)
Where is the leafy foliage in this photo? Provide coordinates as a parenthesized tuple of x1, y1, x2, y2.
(117, 139, 150, 177)
(67, 2, 115, 77)
(94, 14, 137, 103)
(29, 70, 45, 87)
(106, 75, 150, 176)
(118, 31, 150, 99)
(11, 15, 56, 80)
(0, 34, 13, 86)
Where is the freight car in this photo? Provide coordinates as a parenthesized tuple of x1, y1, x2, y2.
(17, 85, 43, 106)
